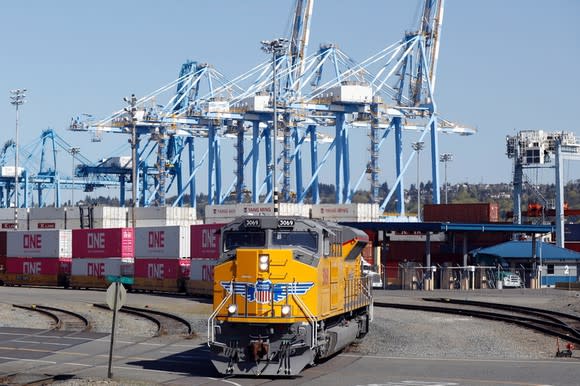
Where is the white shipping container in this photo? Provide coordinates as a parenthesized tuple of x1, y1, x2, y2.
(189, 258, 217, 281)
(133, 207, 198, 227)
(235, 95, 270, 112)
(1, 166, 24, 177)
(205, 205, 237, 219)
(71, 257, 134, 278)
(0, 208, 16, 220)
(205, 204, 310, 221)
(7, 229, 72, 257)
(311, 204, 379, 222)
(134, 226, 190, 258)
(325, 84, 373, 104)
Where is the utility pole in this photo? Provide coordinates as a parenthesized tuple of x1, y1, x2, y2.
(70, 147, 80, 206)
(439, 153, 453, 204)
(261, 38, 288, 216)
(10, 89, 26, 230)
(412, 141, 425, 220)
(124, 94, 138, 227)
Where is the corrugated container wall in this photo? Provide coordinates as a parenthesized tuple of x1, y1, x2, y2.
(73, 228, 134, 258)
(191, 223, 224, 259)
(423, 203, 499, 223)
(6, 257, 71, 275)
(311, 204, 379, 222)
(134, 207, 197, 226)
(134, 258, 190, 280)
(71, 257, 134, 278)
(7, 230, 72, 258)
(204, 204, 310, 222)
(134, 226, 190, 258)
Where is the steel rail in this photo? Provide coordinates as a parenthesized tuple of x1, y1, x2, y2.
(374, 301, 580, 345)
(12, 304, 90, 331)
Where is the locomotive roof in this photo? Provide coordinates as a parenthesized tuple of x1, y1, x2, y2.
(226, 216, 369, 244)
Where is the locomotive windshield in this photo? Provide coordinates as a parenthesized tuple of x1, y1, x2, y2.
(272, 230, 318, 252)
(223, 231, 266, 251)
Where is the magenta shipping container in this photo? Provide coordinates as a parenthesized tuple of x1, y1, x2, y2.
(72, 228, 134, 258)
(134, 258, 190, 280)
(6, 230, 72, 258)
(190, 223, 224, 259)
(6, 257, 71, 275)
(134, 226, 190, 258)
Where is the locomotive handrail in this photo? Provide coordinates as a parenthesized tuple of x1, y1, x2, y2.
(291, 286, 318, 349)
(208, 282, 233, 344)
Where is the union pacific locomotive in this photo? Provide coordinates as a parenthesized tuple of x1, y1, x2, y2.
(208, 216, 373, 376)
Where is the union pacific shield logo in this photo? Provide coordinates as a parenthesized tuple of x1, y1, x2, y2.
(220, 280, 314, 304)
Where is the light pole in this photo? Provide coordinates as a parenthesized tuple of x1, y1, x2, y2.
(412, 141, 425, 220)
(261, 38, 288, 216)
(10, 89, 26, 230)
(439, 153, 453, 204)
(70, 147, 80, 206)
(124, 94, 138, 227)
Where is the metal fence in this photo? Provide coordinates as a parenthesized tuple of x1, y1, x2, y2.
(377, 264, 546, 291)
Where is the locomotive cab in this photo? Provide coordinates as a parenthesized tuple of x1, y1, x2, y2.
(208, 216, 372, 376)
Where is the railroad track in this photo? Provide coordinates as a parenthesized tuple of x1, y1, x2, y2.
(93, 303, 193, 337)
(374, 299, 580, 346)
(12, 304, 90, 332)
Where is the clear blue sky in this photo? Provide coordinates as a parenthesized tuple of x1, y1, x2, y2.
(1, 0, 579, 201)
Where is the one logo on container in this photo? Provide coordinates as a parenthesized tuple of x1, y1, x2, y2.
(148, 231, 165, 249)
(23, 234, 42, 249)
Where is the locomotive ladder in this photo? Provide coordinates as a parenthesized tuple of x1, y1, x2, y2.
(291, 288, 318, 349)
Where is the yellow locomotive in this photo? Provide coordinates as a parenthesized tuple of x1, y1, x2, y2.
(208, 216, 373, 376)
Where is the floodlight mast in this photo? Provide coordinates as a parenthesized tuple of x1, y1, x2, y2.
(261, 38, 289, 216)
(9, 88, 26, 230)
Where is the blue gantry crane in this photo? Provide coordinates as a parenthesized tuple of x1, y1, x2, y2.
(68, 0, 474, 215)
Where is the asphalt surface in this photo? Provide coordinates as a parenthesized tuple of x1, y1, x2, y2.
(0, 286, 578, 385)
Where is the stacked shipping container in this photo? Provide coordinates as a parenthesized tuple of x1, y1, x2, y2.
(3, 230, 72, 286)
(188, 223, 223, 296)
(71, 228, 134, 288)
(133, 226, 191, 292)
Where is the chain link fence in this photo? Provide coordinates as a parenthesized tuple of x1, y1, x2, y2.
(377, 263, 543, 291)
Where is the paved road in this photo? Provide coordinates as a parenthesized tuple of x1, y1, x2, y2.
(0, 326, 577, 385)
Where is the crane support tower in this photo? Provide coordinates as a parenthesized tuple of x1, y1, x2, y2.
(506, 130, 580, 247)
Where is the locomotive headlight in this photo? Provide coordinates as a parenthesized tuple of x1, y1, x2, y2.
(259, 254, 269, 272)
(227, 304, 237, 315)
(281, 304, 291, 317)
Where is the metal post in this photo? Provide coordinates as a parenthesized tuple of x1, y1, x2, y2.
(439, 153, 453, 204)
(261, 38, 288, 214)
(412, 141, 425, 220)
(10, 89, 26, 230)
(70, 147, 80, 206)
(124, 94, 138, 228)
(107, 281, 119, 379)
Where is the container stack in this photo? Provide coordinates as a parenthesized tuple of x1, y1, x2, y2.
(3, 230, 72, 287)
(205, 203, 311, 224)
(188, 223, 223, 296)
(71, 228, 134, 289)
(133, 226, 191, 292)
